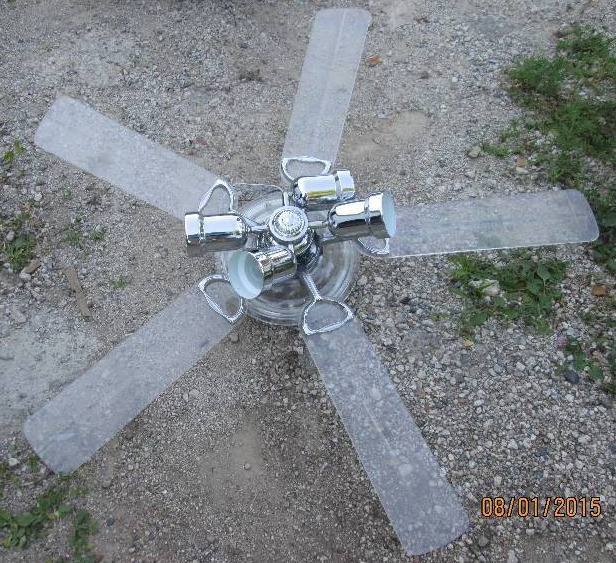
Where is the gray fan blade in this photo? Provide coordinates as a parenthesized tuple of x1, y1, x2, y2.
(303, 319, 468, 555)
(24, 286, 233, 473)
(34, 96, 219, 220)
(282, 8, 371, 179)
(389, 189, 599, 257)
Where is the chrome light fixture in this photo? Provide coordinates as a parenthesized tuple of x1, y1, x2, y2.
(328, 192, 396, 240)
(184, 166, 396, 331)
(228, 246, 297, 299)
(184, 212, 248, 256)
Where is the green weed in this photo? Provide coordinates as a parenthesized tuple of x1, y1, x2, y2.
(449, 251, 567, 335)
(480, 141, 511, 157)
(0, 460, 17, 498)
(1, 213, 37, 271)
(0, 460, 11, 485)
(109, 275, 128, 290)
(562, 336, 614, 392)
(69, 509, 97, 558)
(65, 226, 84, 248)
(88, 227, 106, 242)
(26, 455, 39, 474)
(2, 140, 24, 164)
(585, 187, 616, 272)
(492, 25, 615, 396)
(1, 455, 98, 555)
(0, 486, 70, 548)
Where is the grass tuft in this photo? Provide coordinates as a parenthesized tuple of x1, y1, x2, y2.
(1, 454, 98, 555)
(69, 508, 97, 559)
(1, 213, 37, 271)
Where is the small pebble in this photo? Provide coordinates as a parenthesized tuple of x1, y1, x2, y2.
(563, 368, 580, 384)
(24, 259, 41, 274)
(10, 309, 27, 324)
(468, 145, 482, 158)
(482, 281, 500, 297)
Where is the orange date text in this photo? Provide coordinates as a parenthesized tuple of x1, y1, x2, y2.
(480, 496, 602, 518)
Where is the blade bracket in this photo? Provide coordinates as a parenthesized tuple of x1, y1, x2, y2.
(299, 271, 353, 335)
(354, 237, 391, 256)
(281, 156, 332, 184)
(198, 274, 245, 325)
(198, 179, 238, 215)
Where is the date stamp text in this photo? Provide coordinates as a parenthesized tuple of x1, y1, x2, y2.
(481, 496, 603, 518)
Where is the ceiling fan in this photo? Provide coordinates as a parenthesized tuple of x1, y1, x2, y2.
(23, 8, 598, 556)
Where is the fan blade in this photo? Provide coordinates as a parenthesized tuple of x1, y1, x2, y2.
(24, 286, 233, 473)
(34, 96, 219, 220)
(303, 319, 468, 555)
(282, 8, 371, 179)
(389, 190, 599, 257)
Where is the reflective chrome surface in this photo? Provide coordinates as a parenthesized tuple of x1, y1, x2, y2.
(185, 212, 248, 256)
(228, 246, 297, 299)
(292, 170, 355, 209)
(268, 205, 309, 243)
(328, 192, 396, 240)
(219, 192, 359, 327)
(187, 178, 396, 325)
(280, 155, 332, 184)
(355, 237, 391, 256)
(198, 274, 246, 324)
(198, 178, 238, 214)
(299, 270, 354, 335)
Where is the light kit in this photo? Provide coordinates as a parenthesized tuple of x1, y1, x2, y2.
(185, 168, 396, 323)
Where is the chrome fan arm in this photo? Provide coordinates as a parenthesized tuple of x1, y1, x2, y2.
(34, 96, 224, 220)
(281, 8, 371, 181)
(24, 286, 235, 473)
(387, 190, 599, 257)
(303, 319, 468, 555)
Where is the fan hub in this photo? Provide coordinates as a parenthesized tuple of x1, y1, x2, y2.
(219, 193, 359, 326)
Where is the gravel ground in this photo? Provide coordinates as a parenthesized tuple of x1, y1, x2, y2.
(1, 0, 614, 562)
